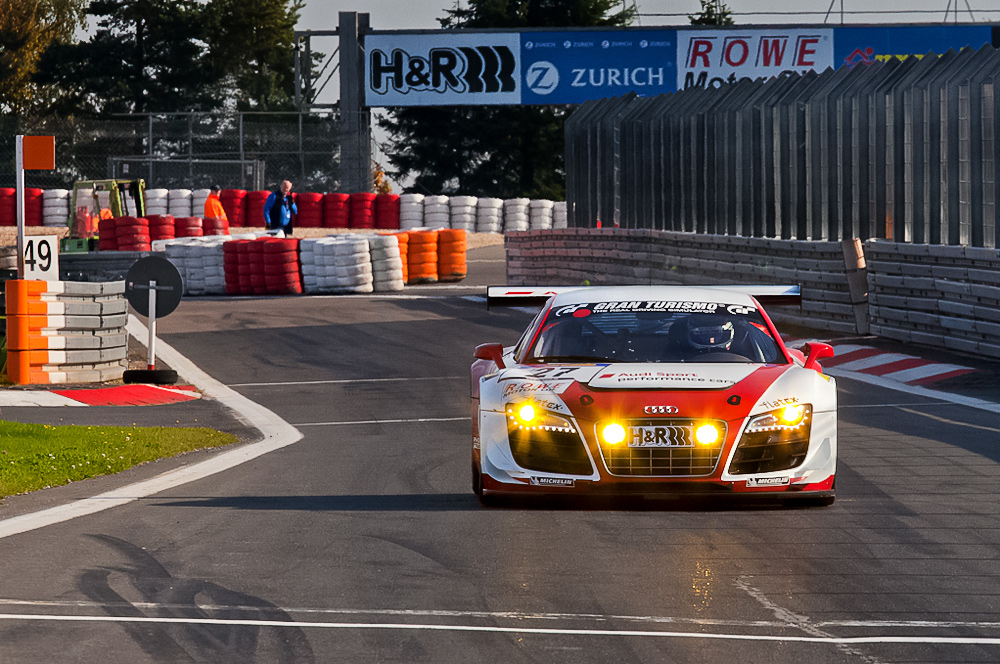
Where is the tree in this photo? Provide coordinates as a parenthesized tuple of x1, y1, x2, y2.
(688, 0, 734, 26)
(0, 0, 86, 113)
(379, 0, 632, 199)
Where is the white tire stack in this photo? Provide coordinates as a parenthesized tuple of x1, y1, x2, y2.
(553, 201, 569, 229)
(42, 189, 70, 227)
(423, 195, 450, 229)
(192, 189, 212, 218)
(399, 193, 425, 230)
(449, 195, 477, 231)
(529, 199, 554, 230)
(167, 189, 193, 217)
(145, 188, 169, 216)
(163, 237, 228, 296)
(503, 198, 530, 232)
(367, 234, 405, 291)
(475, 198, 503, 233)
(301, 237, 374, 294)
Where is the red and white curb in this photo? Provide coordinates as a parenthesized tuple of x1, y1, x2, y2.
(785, 339, 977, 387)
(0, 384, 201, 408)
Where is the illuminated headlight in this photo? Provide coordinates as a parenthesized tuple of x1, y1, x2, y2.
(745, 404, 812, 433)
(601, 423, 627, 445)
(506, 403, 576, 433)
(695, 423, 721, 445)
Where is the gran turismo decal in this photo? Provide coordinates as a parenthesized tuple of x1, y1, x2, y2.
(530, 477, 575, 487)
(553, 301, 755, 317)
(746, 476, 791, 487)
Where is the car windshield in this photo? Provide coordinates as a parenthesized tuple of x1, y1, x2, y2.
(526, 299, 786, 364)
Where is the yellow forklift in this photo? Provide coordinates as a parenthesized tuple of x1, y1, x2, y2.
(62, 179, 147, 252)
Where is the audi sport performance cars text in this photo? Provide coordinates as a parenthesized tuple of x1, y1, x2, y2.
(471, 286, 837, 506)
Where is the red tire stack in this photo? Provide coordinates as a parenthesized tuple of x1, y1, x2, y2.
(0, 188, 16, 225)
(175, 217, 204, 238)
(247, 239, 266, 294)
(245, 190, 271, 227)
(98, 218, 118, 251)
(375, 194, 400, 230)
(147, 214, 175, 241)
(116, 216, 151, 251)
(262, 238, 302, 295)
(220, 189, 246, 227)
(323, 193, 350, 228)
(237, 240, 254, 295)
(295, 193, 324, 228)
(223, 241, 241, 295)
(349, 193, 376, 229)
(24, 188, 43, 226)
(203, 217, 229, 236)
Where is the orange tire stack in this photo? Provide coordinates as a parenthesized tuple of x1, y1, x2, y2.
(406, 229, 438, 284)
(437, 228, 467, 282)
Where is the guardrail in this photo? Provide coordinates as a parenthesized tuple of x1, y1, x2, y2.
(5, 280, 128, 384)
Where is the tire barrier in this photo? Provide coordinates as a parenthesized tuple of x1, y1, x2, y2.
(97, 218, 118, 250)
(865, 242, 1000, 359)
(175, 216, 204, 238)
(220, 188, 246, 227)
(374, 193, 400, 230)
(476, 198, 502, 233)
(42, 189, 70, 227)
(263, 237, 303, 294)
(383, 230, 409, 283)
(162, 237, 228, 296)
(423, 195, 450, 230)
(115, 216, 151, 252)
(0, 246, 15, 271)
(295, 192, 325, 228)
(437, 228, 467, 282)
(553, 201, 568, 229)
(145, 188, 169, 216)
(203, 216, 229, 236)
(369, 234, 405, 291)
(406, 229, 439, 284)
(0, 188, 15, 225)
(449, 196, 477, 232)
(24, 188, 43, 227)
(323, 193, 350, 228)
(167, 188, 193, 218)
(5, 279, 128, 385)
(147, 214, 176, 241)
(399, 193, 425, 230)
(300, 236, 373, 294)
(219, 236, 301, 295)
(349, 192, 377, 229)
(503, 198, 529, 232)
(528, 199, 554, 231)
(192, 188, 211, 218)
(245, 190, 271, 228)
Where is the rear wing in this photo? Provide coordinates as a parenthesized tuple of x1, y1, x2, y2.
(486, 285, 801, 308)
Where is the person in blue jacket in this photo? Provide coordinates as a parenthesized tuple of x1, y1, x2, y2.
(262, 180, 297, 236)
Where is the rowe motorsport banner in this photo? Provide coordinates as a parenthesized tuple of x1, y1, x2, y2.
(364, 25, 995, 107)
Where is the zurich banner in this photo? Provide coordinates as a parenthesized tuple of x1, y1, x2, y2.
(365, 25, 996, 107)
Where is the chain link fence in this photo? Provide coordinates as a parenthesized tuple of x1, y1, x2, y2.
(0, 111, 340, 192)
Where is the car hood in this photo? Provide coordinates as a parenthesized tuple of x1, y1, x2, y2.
(585, 363, 759, 390)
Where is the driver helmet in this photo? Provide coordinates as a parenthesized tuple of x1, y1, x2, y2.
(685, 315, 735, 351)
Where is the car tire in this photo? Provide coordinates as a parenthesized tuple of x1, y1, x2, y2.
(796, 494, 835, 508)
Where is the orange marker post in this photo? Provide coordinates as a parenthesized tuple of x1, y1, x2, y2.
(15, 135, 55, 278)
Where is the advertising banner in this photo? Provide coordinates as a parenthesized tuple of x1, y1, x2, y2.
(519, 30, 676, 105)
(366, 33, 521, 106)
(833, 25, 993, 68)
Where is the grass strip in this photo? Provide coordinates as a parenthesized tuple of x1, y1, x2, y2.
(0, 421, 238, 498)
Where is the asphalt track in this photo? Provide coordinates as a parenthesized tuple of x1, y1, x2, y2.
(1, 246, 1000, 663)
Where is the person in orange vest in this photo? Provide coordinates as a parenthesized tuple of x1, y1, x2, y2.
(204, 184, 228, 221)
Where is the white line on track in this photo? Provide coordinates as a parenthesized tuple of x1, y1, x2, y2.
(897, 408, 1000, 433)
(0, 612, 998, 645)
(839, 402, 963, 409)
(827, 368, 1000, 414)
(294, 417, 470, 427)
(228, 376, 463, 388)
(0, 318, 303, 541)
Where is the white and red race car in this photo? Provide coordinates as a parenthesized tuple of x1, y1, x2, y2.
(471, 285, 837, 506)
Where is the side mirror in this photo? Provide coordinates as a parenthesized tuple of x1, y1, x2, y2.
(802, 342, 834, 372)
(474, 342, 506, 369)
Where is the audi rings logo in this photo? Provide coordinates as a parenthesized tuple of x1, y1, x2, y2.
(369, 46, 516, 95)
(526, 61, 559, 95)
(644, 405, 679, 414)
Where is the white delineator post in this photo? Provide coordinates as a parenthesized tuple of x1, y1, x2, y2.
(15, 135, 25, 278)
(147, 280, 158, 370)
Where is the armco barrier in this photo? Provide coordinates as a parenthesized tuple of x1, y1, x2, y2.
(865, 241, 1000, 359)
(5, 280, 128, 384)
(505, 229, 869, 335)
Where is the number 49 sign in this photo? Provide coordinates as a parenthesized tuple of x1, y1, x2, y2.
(23, 235, 59, 281)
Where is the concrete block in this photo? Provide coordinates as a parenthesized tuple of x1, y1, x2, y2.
(978, 342, 1000, 358)
(973, 305, 1000, 324)
(943, 336, 981, 354)
(939, 300, 977, 318)
(968, 268, 1000, 286)
(910, 331, 947, 347)
(974, 320, 1000, 339)
(970, 283, 1000, 302)
(934, 279, 973, 296)
(938, 316, 978, 334)
(926, 244, 966, 259)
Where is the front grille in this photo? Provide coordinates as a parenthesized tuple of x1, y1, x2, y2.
(598, 419, 727, 477)
(508, 428, 594, 475)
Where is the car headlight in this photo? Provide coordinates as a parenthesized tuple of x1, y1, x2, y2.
(745, 404, 811, 433)
(506, 402, 576, 433)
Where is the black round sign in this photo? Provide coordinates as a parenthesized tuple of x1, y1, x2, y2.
(126, 256, 183, 318)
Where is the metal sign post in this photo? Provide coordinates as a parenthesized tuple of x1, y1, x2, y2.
(125, 257, 184, 384)
(13, 135, 56, 279)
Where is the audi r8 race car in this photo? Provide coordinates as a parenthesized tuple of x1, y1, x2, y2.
(471, 285, 837, 506)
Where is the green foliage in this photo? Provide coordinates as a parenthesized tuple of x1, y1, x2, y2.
(689, 0, 735, 26)
(380, 0, 633, 199)
(0, 421, 238, 497)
